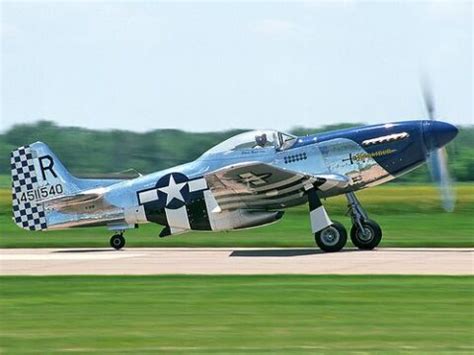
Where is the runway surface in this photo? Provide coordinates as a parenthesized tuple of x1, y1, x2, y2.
(1, 247, 472, 275)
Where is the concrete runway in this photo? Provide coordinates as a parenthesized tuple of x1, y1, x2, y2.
(1, 247, 472, 275)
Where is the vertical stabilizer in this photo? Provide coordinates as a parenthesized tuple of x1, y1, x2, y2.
(10, 142, 79, 231)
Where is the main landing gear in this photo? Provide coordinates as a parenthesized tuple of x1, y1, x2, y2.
(314, 221, 347, 252)
(308, 188, 382, 252)
(110, 233, 126, 250)
(345, 192, 382, 250)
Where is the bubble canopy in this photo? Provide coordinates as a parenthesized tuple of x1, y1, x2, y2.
(202, 130, 297, 156)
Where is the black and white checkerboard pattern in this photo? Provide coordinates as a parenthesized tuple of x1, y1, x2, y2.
(11, 145, 47, 231)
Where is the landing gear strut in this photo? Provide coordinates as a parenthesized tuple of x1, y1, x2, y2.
(110, 233, 125, 250)
(345, 192, 382, 250)
(307, 187, 347, 252)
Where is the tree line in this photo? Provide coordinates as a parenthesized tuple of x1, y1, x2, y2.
(1, 121, 473, 182)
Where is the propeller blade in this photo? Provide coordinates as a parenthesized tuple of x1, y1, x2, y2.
(420, 75, 456, 211)
(428, 147, 456, 212)
(420, 76, 435, 120)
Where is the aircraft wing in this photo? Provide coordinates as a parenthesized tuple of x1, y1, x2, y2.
(204, 162, 349, 211)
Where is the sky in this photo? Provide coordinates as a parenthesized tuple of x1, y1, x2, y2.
(1, 0, 472, 133)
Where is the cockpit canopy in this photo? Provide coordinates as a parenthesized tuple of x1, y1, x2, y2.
(202, 130, 297, 156)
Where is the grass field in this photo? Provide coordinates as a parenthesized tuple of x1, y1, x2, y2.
(0, 184, 473, 248)
(0, 275, 472, 353)
(0, 175, 9, 188)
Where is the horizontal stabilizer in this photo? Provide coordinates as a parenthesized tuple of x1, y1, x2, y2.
(42, 191, 104, 209)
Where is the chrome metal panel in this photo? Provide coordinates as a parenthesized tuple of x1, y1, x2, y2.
(316, 138, 394, 194)
(46, 208, 125, 230)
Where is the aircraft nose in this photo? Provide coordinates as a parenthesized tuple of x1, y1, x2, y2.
(423, 120, 458, 151)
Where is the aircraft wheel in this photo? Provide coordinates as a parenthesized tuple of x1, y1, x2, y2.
(110, 234, 125, 250)
(350, 219, 382, 250)
(315, 221, 347, 252)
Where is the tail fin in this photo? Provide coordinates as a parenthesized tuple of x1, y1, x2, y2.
(11, 142, 79, 231)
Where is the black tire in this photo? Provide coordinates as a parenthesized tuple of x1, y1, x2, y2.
(350, 219, 382, 250)
(110, 234, 125, 250)
(314, 221, 347, 252)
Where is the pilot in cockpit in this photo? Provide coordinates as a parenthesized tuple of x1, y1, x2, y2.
(254, 133, 268, 148)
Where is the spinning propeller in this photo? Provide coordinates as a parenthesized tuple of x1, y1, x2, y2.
(421, 79, 456, 212)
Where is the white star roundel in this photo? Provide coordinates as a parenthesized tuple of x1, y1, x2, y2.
(137, 172, 209, 211)
(155, 173, 190, 209)
(158, 175, 186, 206)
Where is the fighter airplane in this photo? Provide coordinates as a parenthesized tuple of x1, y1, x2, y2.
(11, 93, 458, 251)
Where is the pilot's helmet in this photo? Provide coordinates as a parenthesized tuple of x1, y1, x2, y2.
(255, 133, 268, 147)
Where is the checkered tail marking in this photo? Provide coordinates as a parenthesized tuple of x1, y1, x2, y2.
(11, 145, 47, 231)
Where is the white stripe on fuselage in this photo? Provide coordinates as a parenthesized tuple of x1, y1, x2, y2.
(165, 207, 191, 234)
